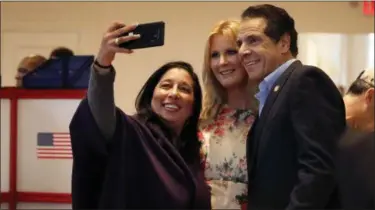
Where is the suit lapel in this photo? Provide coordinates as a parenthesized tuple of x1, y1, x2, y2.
(247, 60, 302, 172)
(256, 61, 302, 131)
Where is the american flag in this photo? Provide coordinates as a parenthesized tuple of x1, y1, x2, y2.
(36, 132, 72, 159)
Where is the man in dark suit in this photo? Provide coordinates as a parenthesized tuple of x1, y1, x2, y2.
(237, 4, 347, 209)
(337, 68, 374, 209)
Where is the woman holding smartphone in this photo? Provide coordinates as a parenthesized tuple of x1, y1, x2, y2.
(70, 22, 211, 209)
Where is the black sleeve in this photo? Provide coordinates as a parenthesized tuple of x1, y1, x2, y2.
(69, 98, 125, 209)
(336, 129, 375, 209)
(287, 67, 346, 209)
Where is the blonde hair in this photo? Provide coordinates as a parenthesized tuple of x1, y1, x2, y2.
(200, 20, 257, 121)
(17, 54, 47, 72)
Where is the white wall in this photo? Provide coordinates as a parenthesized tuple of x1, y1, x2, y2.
(346, 34, 373, 85)
(367, 33, 374, 69)
(298, 33, 345, 85)
(1, 2, 374, 113)
(298, 33, 374, 87)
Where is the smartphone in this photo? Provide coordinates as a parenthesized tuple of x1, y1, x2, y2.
(119, 21, 165, 50)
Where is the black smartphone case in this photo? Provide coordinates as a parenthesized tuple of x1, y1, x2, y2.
(119, 21, 165, 50)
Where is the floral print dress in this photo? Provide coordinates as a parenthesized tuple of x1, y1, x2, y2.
(198, 105, 256, 209)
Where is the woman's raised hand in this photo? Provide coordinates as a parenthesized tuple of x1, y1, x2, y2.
(96, 22, 141, 67)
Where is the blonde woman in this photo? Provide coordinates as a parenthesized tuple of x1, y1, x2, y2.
(198, 20, 257, 209)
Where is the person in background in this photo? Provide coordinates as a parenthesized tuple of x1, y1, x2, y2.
(49, 47, 74, 58)
(69, 21, 210, 209)
(336, 68, 374, 209)
(237, 4, 346, 209)
(343, 68, 374, 132)
(198, 19, 257, 209)
(15, 54, 47, 87)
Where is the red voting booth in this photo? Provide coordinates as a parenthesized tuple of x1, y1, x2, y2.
(0, 88, 86, 210)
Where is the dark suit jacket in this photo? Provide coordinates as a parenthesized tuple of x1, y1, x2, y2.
(336, 128, 374, 209)
(246, 60, 347, 209)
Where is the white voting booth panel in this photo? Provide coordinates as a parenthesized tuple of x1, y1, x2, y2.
(17, 202, 71, 209)
(1, 88, 86, 210)
(1, 203, 9, 210)
(17, 99, 80, 193)
(1, 99, 11, 193)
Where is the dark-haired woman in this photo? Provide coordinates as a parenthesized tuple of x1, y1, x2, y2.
(69, 22, 211, 209)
